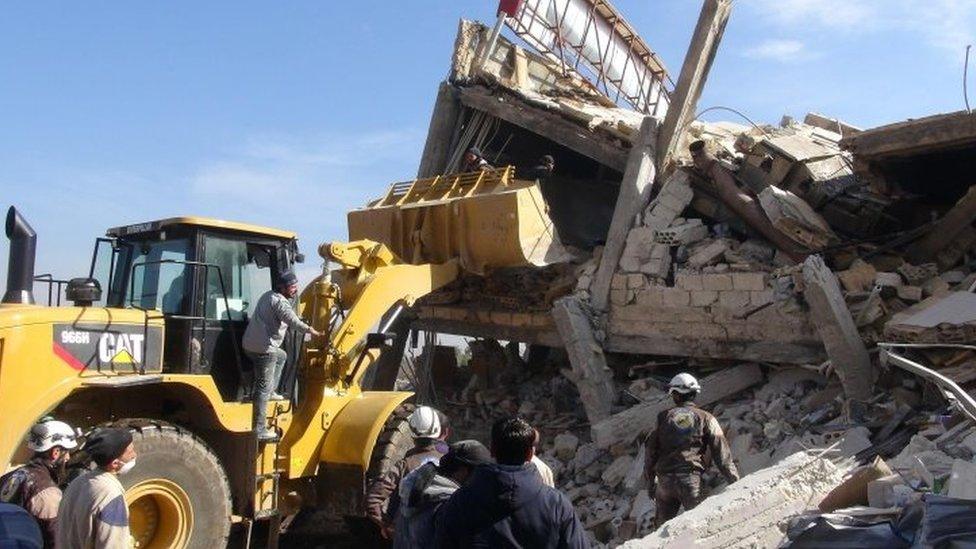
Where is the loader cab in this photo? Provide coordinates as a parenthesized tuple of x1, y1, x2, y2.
(91, 217, 303, 401)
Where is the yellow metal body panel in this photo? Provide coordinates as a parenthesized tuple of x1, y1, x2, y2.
(319, 391, 412, 467)
(0, 305, 164, 468)
(107, 216, 296, 239)
(347, 167, 569, 274)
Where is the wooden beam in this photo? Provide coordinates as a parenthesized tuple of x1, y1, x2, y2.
(802, 255, 873, 400)
(552, 295, 617, 422)
(656, 0, 733, 169)
(590, 363, 763, 448)
(590, 117, 658, 311)
(907, 184, 976, 264)
(417, 81, 462, 178)
(457, 85, 628, 171)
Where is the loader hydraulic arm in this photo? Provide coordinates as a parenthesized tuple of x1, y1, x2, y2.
(303, 239, 458, 388)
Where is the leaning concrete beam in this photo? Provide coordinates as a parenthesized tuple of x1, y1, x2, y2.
(590, 117, 658, 311)
(417, 81, 462, 178)
(656, 0, 733, 169)
(551, 295, 617, 422)
(591, 363, 762, 449)
(802, 255, 873, 400)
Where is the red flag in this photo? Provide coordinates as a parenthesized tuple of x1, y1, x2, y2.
(498, 0, 522, 17)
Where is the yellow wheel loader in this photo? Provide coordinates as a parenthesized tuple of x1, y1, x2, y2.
(0, 167, 565, 548)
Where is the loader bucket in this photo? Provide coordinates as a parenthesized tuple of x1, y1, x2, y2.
(347, 167, 571, 274)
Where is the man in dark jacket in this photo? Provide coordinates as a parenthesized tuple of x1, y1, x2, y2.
(460, 147, 494, 173)
(394, 440, 491, 549)
(434, 417, 588, 549)
(0, 419, 77, 547)
(644, 373, 739, 527)
(366, 406, 450, 540)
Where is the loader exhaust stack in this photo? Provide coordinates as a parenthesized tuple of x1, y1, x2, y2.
(3, 206, 37, 305)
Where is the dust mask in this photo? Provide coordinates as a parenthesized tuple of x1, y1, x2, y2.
(117, 459, 136, 475)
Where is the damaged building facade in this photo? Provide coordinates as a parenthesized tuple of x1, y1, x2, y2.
(348, 0, 976, 546)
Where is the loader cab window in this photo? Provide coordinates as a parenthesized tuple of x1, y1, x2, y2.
(126, 238, 192, 314)
(202, 237, 274, 321)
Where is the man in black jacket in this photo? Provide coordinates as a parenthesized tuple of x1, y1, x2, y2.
(434, 417, 588, 548)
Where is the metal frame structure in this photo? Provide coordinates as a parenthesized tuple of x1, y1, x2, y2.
(505, 0, 672, 115)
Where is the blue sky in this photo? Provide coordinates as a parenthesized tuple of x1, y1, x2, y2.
(2, 0, 975, 291)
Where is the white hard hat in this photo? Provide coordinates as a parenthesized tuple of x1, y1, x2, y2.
(668, 373, 701, 395)
(28, 419, 78, 452)
(408, 406, 442, 439)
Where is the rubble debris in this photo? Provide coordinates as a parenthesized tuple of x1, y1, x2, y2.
(590, 363, 763, 448)
(622, 451, 853, 548)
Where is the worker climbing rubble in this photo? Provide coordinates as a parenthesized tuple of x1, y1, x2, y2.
(644, 373, 740, 526)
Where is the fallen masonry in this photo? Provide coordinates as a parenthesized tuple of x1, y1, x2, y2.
(386, 1, 976, 547)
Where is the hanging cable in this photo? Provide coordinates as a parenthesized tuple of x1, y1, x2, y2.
(965, 44, 973, 114)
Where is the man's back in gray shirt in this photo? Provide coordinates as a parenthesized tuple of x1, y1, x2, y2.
(242, 290, 311, 354)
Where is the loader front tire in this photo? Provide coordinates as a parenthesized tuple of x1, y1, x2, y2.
(115, 421, 232, 549)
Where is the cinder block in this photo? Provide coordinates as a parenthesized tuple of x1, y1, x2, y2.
(661, 288, 691, 307)
(702, 273, 734, 291)
(627, 273, 647, 290)
(675, 271, 704, 291)
(655, 220, 708, 246)
(611, 273, 629, 290)
(719, 290, 751, 309)
(691, 290, 719, 307)
(750, 289, 775, 306)
(732, 272, 766, 291)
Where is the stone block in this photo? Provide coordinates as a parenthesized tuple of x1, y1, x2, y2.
(661, 288, 691, 307)
(611, 274, 629, 290)
(554, 432, 580, 462)
(837, 259, 877, 292)
(922, 277, 950, 297)
(875, 272, 903, 288)
(691, 290, 719, 306)
(635, 287, 664, 307)
(750, 289, 775, 306)
(675, 271, 704, 290)
(896, 285, 923, 302)
(702, 273, 733, 291)
(718, 290, 751, 309)
(627, 273, 647, 290)
(732, 272, 766, 291)
(688, 240, 729, 268)
(610, 289, 631, 306)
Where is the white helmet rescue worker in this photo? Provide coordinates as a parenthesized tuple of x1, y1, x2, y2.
(0, 418, 78, 546)
(643, 373, 739, 527)
(365, 406, 451, 540)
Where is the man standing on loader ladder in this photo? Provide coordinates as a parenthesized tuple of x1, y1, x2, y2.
(242, 270, 321, 441)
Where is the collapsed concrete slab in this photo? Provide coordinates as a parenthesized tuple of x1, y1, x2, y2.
(621, 451, 853, 548)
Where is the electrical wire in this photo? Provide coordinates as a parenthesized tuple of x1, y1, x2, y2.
(965, 44, 972, 114)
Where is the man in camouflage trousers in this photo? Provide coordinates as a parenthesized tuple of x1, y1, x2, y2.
(644, 373, 739, 527)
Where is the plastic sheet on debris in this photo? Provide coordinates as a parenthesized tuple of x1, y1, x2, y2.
(787, 512, 908, 548)
(919, 495, 976, 546)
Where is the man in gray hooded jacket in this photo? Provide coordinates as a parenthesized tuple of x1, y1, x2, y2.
(394, 440, 491, 549)
(242, 270, 320, 440)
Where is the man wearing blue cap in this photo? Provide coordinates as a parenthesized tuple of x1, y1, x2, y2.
(242, 270, 321, 440)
